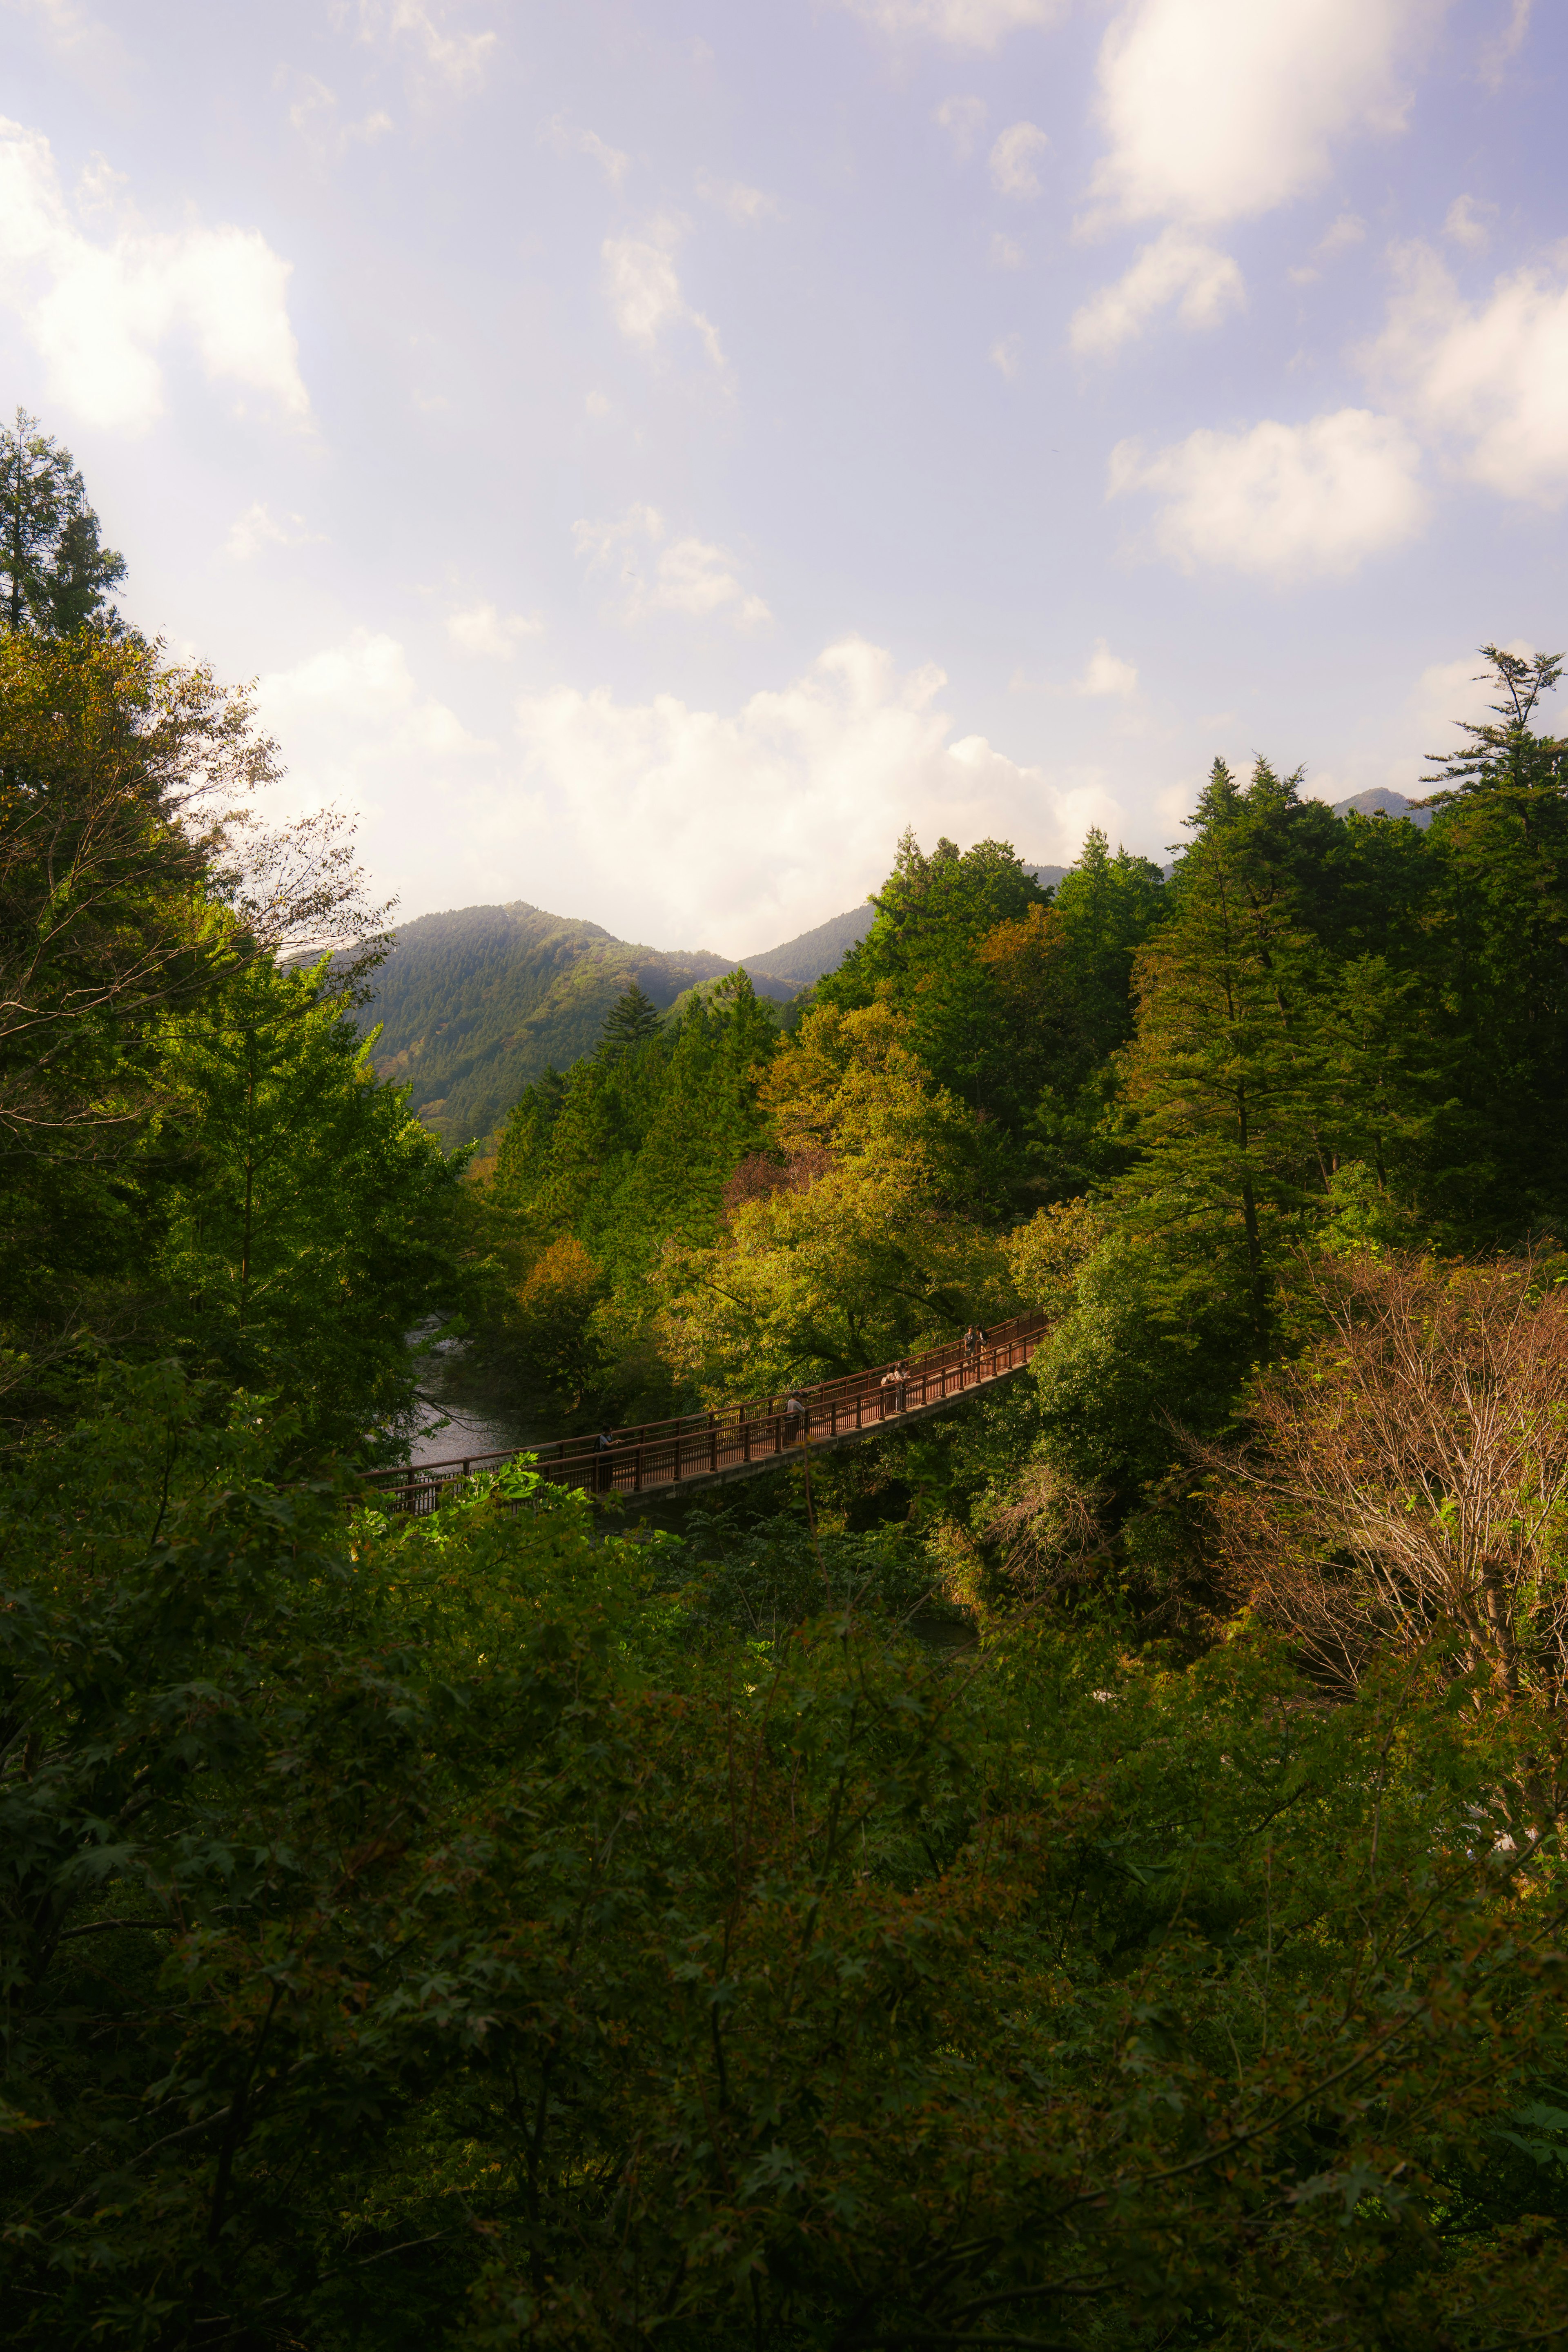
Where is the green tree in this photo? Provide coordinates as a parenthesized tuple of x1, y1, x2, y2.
(598, 978, 663, 1056)
(152, 953, 463, 1449)
(0, 408, 126, 636)
(1116, 758, 1339, 1346)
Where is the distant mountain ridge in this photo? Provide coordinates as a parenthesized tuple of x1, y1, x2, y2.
(362, 865, 1070, 1146)
(1327, 786, 1433, 830)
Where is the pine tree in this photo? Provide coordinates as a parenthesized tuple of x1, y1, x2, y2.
(0, 410, 126, 637)
(599, 980, 663, 1057)
(1117, 759, 1334, 1346)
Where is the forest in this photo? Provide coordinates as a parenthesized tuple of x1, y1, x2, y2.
(7, 406, 1568, 2349)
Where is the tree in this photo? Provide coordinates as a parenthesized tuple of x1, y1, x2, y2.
(598, 978, 663, 1056)
(1204, 1251, 1568, 1694)
(1116, 758, 1339, 1346)
(0, 409, 126, 637)
(1422, 641, 1566, 797)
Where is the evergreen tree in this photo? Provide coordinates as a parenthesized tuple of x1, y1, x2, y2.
(599, 979, 663, 1057)
(1117, 759, 1336, 1345)
(0, 410, 126, 637)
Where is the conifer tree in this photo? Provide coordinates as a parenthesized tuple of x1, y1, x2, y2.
(599, 980, 663, 1057)
(0, 409, 126, 636)
(1117, 758, 1333, 1345)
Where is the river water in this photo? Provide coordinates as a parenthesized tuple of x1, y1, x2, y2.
(401, 1321, 536, 1468)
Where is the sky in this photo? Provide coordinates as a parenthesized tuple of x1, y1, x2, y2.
(0, 0, 1563, 956)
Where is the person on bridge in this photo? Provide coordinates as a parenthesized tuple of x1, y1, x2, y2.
(594, 1430, 615, 1493)
(784, 1392, 805, 1442)
(893, 1362, 909, 1409)
(964, 1323, 982, 1362)
(879, 1366, 899, 1417)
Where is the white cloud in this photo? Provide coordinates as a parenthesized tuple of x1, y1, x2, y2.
(990, 333, 1022, 380)
(989, 121, 1049, 200)
(990, 233, 1025, 270)
(1109, 408, 1427, 580)
(0, 117, 308, 432)
(1443, 193, 1495, 251)
(1479, 0, 1531, 89)
(1289, 209, 1366, 280)
(694, 171, 782, 222)
(584, 388, 610, 418)
(1086, 0, 1443, 228)
(1366, 243, 1568, 503)
(545, 115, 630, 189)
(446, 602, 543, 656)
(284, 73, 394, 158)
(574, 504, 769, 628)
(351, 1, 495, 91)
(256, 629, 487, 821)
(503, 637, 1119, 953)
(836, 0, 1062, 51)
(1070, 227, 1244, 356)
(602, 215, 724, 368)
(1076, 639, 1139, 696)
(226, 502, 323, 559)
(934, 95, 987, 159)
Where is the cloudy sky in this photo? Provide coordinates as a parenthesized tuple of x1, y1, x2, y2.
(2, 0, 1562, 953)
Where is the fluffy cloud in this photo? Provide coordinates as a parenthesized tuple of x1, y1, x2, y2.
(989, 122, 1049, 199)
(0, 118, 307, 432)
(446, 602, 544, 656)
(836, 0, 1062, 50)
(602, 216, 724, 368)
(574, 505, 770, 628)
(545, 116, 630, 189)
(284, 74, 394, 160)
(1109, 408, 1427, 580)
(1366, 243, 1568, 502)
(1086, 0, 1442, 227)
(1070, 227, 1244, 356)
(502, 637, 1120, 953)
(989, 334, 1022, 381)
(256, 629, 486, 817)
(933, 95, 987, 159)
(1443, 194, 1494, 252)
(226, 503, 323, 559)
(1076, 640, 1139, 696)
(350, 1, 495, 91)
(694, 172, 782, 223)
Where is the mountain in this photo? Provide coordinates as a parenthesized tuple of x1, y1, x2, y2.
(363, 864, 1076, 1147)
(739, 865, 1069, 987)
(361, 903, 796, 1147)
(1329, 786, 1434, 831)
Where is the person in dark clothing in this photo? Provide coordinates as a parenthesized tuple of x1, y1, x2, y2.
(594, 1430, 615, 1493)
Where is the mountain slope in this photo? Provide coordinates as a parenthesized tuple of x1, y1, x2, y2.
(1329, 786, 1434, 830)
(363, 903, 795, 1146)
(739, 866, 1069, 987)
(364, 864, 1076, 1147)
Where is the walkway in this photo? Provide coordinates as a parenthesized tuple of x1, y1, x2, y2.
(368, 1308, 1048, 1515)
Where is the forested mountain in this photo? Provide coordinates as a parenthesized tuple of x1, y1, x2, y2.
(362, 864, 1072, 1145)
(359, 901, 796, 1145)
(13, 432, 1568, 2352)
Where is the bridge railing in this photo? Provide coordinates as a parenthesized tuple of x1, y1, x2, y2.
(364, 1309, 1049, 1517)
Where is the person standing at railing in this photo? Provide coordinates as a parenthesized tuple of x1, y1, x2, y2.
(594, 1430, 615, 1493)
(894, 1362, 909, 1410)
(879, 1365, 899, 1418)
(785, 1392, 805, 1443)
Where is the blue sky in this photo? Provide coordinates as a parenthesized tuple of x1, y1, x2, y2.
(1, 0, 1562, 953)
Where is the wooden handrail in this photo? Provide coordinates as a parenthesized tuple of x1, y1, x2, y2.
(365, 1310, 1049, 1516)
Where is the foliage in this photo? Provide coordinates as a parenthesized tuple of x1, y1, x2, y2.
(0, 407, 126, 637)
(9, 1372, 1568, 2345)
(1202, 1250, 1568, 1693)
(655, 1004, 1018, 1399)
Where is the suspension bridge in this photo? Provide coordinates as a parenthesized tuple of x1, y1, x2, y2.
(367, 1307, 1049, 1514)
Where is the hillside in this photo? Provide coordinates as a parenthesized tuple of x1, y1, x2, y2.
(1330, 785, 1434, 829)
(363, 866, 1069, 1146)
(362, 903, 794, 1146)
(739, 865, 1067, 986)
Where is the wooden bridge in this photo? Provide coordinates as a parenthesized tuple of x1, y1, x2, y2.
(368, 1308, 1049, 1514)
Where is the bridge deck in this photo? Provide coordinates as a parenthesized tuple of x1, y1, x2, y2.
(368, 1309, 1047, 1514)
